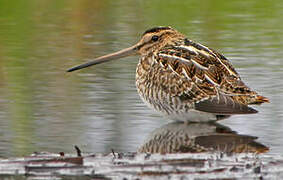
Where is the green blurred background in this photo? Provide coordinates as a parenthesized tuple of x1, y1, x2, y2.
(0, 0, 282, 157)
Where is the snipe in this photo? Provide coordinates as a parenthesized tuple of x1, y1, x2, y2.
(67, 26, 269, 122)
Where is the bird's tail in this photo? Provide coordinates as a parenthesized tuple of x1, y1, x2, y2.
(252, 95, 270, 105)
(232, 94, 269, 105)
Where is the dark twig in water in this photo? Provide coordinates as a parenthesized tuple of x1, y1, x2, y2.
(74, 145, 81, 157)
(111, 149, 116, 158)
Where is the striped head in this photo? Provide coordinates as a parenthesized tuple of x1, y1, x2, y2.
(136, 26, 185, 55)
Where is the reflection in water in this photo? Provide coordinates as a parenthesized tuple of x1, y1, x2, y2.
(139, 122, 269, 154)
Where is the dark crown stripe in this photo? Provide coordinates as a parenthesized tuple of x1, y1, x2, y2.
(143, 26, 172, 35)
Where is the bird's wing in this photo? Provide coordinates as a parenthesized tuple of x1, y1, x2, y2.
(156, 38, 251, 95)
(154, 39, 260, 114)
(194, 94, 257, 114)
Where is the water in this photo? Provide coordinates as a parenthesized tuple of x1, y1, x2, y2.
(0, 0, 282, 157)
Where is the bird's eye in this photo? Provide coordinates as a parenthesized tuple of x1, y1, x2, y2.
(151, 35, 159, 42)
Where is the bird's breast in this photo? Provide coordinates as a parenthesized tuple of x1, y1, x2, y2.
(135, 55, 205, 118)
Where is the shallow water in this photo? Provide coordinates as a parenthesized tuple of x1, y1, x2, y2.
(0, 0, 282, 157)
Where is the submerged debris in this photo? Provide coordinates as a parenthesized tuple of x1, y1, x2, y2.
(0, 152, 283, 179)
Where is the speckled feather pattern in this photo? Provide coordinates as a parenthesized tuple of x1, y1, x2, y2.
(135, 27, 268, 121)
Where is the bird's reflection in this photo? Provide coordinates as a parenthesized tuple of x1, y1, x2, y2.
(138, 122, 269, 154)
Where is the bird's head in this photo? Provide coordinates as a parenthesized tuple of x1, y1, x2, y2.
(136, 26, 184, 55)
(67, 26, 184, 72)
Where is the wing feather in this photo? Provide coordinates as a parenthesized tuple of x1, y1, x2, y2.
(156, 38, 266, 105)
(194, 94, 258, 114)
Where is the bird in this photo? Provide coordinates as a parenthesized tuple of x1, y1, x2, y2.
(67, 26, 269, 122)
(138, 122, 269, 154)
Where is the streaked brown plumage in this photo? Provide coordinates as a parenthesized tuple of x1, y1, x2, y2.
(138, 122, 269, 154)
(67, 26, 269, 122)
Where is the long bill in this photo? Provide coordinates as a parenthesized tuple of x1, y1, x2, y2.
(67, 44, 139, 72)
